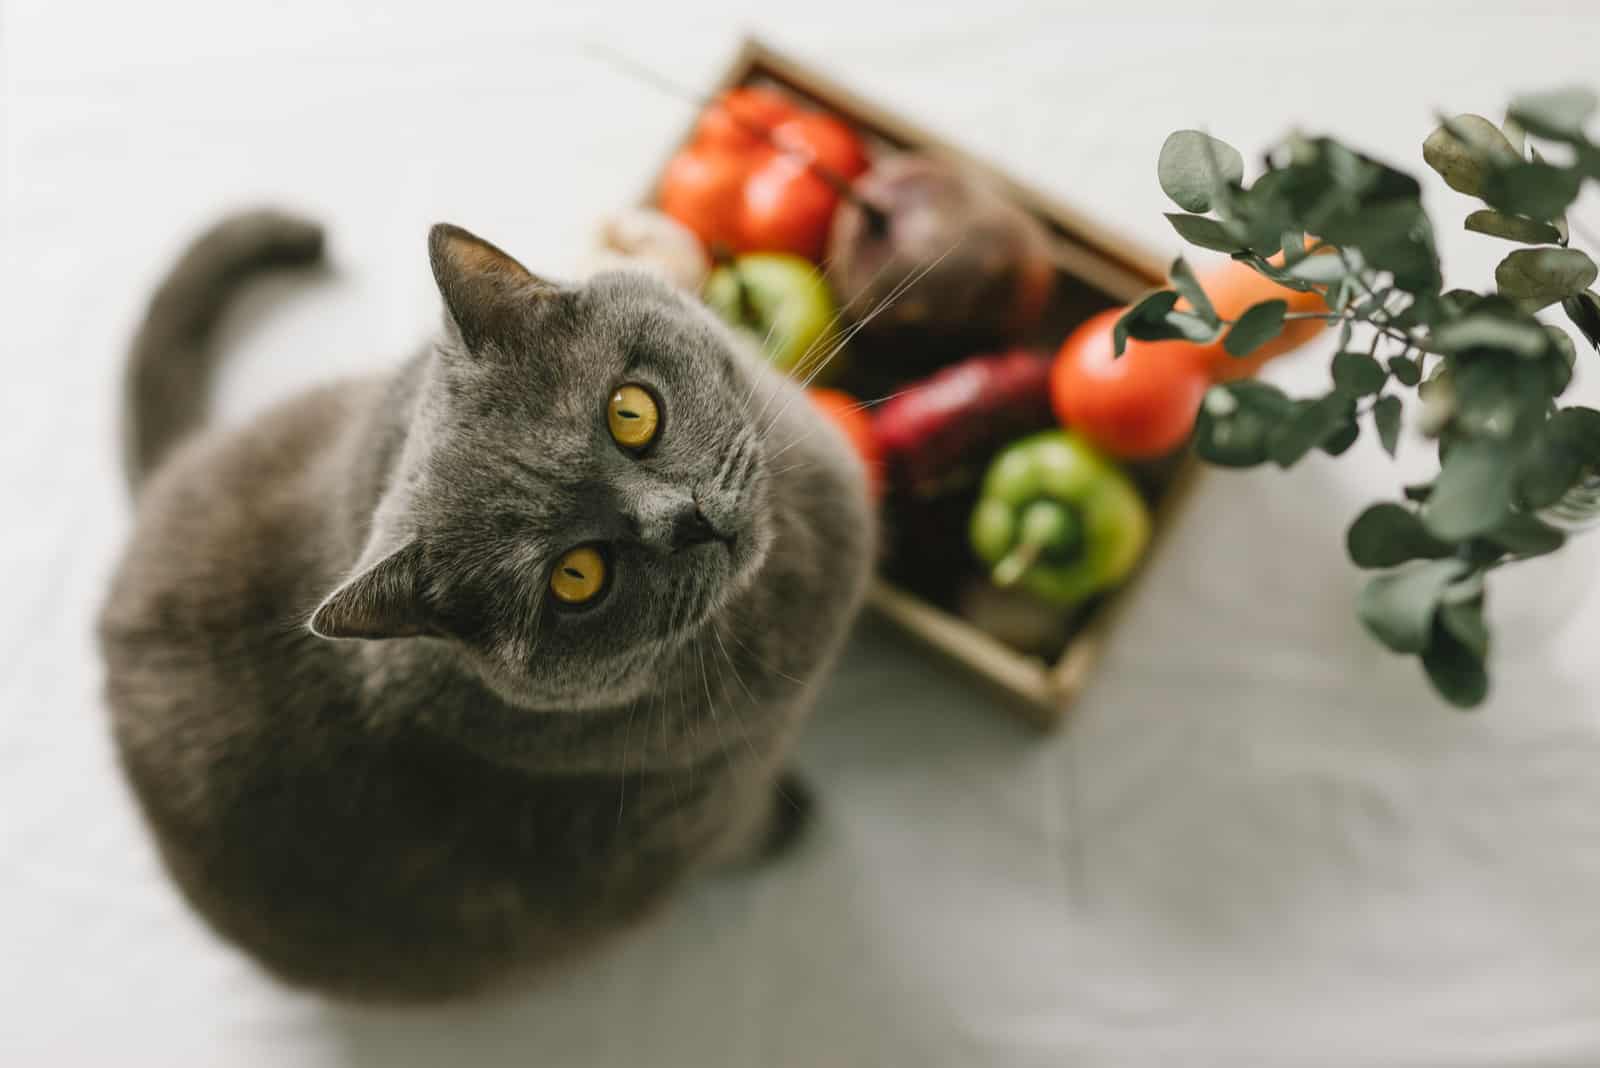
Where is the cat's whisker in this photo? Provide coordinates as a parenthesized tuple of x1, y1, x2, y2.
(695, 638, 734, 771)
(756, 239, 963, 445)
(723, 627, 807, 686)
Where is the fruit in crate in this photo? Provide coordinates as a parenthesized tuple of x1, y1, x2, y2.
(585, 208, 709, 292)
(872, 348, 1054, 497)
(704, 252, 844, 383)
(1050, 308, 1211, 460)
(807, 388, 883, 500)
(825, 153, 1055, 359)
(658, 87, 869, 261)
(969, 431, 1151, 606)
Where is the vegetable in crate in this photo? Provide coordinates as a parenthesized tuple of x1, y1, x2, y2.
(704, 252, 844, 382)
(970, 431, 1150, 605)
(826, 153, 1055, 358)
(586, 208, 710, 292)
(873, 348, 1054, 496)
(807, 388, 884, 499)
(1051, 308, 1212, 460)
(659, 87, 868, 261)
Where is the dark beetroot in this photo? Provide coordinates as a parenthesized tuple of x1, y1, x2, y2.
(826, 153, 1056, 363)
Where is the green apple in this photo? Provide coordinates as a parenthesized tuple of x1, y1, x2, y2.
(703, 253, 845, 385)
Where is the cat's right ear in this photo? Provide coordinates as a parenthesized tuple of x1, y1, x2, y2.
(428, 223, 555, 352)
(309, 541, 432, 641)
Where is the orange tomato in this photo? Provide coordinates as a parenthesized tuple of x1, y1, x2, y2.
(1050, 309, 1211, 460)
(808, 388, 884, 500)
(1188, 257, 1329, 381)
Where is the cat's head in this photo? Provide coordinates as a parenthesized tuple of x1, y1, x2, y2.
(309, 224, 777, 708)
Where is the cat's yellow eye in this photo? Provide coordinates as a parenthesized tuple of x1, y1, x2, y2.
(608, 385, 660, 450)
(550, 546, 606, 605)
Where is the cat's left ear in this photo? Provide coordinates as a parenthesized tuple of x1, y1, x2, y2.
(428, 223, 556, 351)
(309, 540, 432, 641)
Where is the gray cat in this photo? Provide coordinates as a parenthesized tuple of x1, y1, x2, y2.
(98, 211, 875, 1000)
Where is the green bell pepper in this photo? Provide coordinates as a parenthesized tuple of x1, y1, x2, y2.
(969, 430, 1151, 605)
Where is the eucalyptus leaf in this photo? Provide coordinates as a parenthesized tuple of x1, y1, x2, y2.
(1507, 86, 1598, 140)
(1428, 313, 1550, 357)
(1285, 254, 1348, 284)
(1357, 559, 1468, 655)
(1346, 502, 1452, 568)
(1223, 299, 1288, 357)
(1562, 290, 1600, 350)
(1515, 406, 1600, 508)
(1332, 351, 1388, 395)
(1422, 114, 1518, 196)
(1158, 131, 1246, 213)
(1424, 438, 1516, 539)
(1494, 247, 1599, 310)
(1192, 380, 1294, 467)
(1437, 599, 1490, 662)
(1485, 513, 1566, 558)
(1388, 355, 1422, 387)
(1480, 163, 1583, 221)
(1165, 309, 1222, 343)
(1114, 290, 1180, 355)
(1321, 417, 1361, 457)
(1165, 213, 1248, 253)
(1463, 209, 1563, 245)
(1169, 256, 1217, 324)
(1374, 394, 1404, 456)
(1268, 393, 1352, 467)
(1423, 613, 1490, 708)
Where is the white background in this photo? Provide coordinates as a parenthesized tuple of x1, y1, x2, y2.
(6, 2, 1600, 1065)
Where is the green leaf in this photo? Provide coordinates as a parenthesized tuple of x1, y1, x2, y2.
(1545, 325, 1577, 395)
(1358, 559, 1468, 655)
(1158, 131, 1245, 213)
(1346, 502, 1453, 568)
(1223, 299, 1288, 357)
(1321, 417, 1361, 457)
(1424, 438, 1516, 539)
(1192, 380, 1294, 468)
(1422, 114, 1519, 196)
(1429, 313, 1550, 357)
(1169, 256, 1217, 324)
(1285, 254, 1348, 284)
(1562, 290, 1600, 350)
(1114, 290, 1180, 354)
(1507, 86, 1598, 140)
(1423, 611, 1490, 708)
(1463, 209, 1564, 245)
(1438, 598, 1490, 661)
(1165, 309, 1221, 343)
(1388, 355, 1422, 387)
(1165, 213, 1248, 253)
(1485, 513, 1566, 558)
(1495, 247, 1599, 310)
(1267, 393, 1352, 468)
(1374, 394, 1403, 456)
(1480, 163, 1583, 221)
(1516, 406, 1600, 507)
(1332, 351, 1388, 395)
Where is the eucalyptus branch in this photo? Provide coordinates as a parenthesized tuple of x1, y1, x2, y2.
(1131, 91, 1600, 708)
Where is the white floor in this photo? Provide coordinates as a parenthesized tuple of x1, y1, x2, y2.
(7, 2, 1600, 1065)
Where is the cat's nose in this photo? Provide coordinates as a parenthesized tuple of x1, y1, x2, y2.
(668, 502, 723, 552)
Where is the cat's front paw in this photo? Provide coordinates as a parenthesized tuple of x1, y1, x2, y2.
(758, 771, 814, 861)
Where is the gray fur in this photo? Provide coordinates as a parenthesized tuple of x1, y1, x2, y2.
(98, 212, 875, 1001)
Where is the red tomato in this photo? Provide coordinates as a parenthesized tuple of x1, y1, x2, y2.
(740, 157, 839, 262)
(808, 388, 884, 500)
(771, 112, 870, 180)
(1051, 308, 1211, 460)
(694, 87, 797, 152)
(659, 88, 869, 261)
(657, 148, 746, 250)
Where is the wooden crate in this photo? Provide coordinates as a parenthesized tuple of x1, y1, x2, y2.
(647, 39, 1201, 730)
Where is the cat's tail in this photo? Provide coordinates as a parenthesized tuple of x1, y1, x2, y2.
(122, 209, 326, 495)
